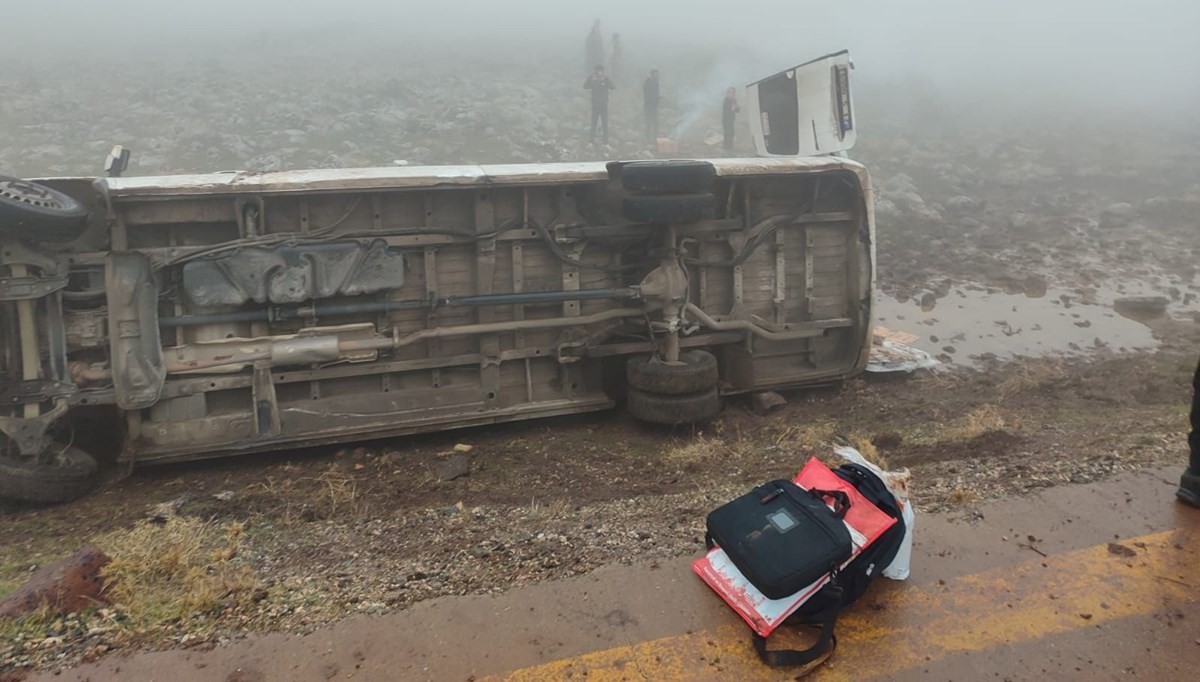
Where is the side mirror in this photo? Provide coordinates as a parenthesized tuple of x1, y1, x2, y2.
(104, 145, 131, 178)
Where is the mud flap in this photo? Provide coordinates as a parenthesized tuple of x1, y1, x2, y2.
(252, 363, 282, 438)
(105, 252, 165, 410)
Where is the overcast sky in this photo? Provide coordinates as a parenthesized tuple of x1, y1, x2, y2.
(7, 1, 1199, 111)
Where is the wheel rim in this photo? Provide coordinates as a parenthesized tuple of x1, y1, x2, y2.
(0, 179, 68, 211)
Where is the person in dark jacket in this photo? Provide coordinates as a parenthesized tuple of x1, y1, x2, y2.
(643, 68, 661, 143)
(584, 65, 615, 144)
(585, 20, 605, 76)
(722, 86, 740, 153)
(1178, 357, 1200, 506)
(609, 33, 623, 81)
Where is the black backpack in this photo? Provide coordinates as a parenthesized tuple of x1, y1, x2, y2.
(712, 463, 907, 672)
(705, 480, 854, 599)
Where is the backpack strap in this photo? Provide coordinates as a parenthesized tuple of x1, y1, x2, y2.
(751, 605, 839, 672)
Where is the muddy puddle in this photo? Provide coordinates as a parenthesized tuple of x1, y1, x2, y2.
(875, 277, 1197, 365)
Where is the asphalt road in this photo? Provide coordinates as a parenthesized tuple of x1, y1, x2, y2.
(36, 466, 1200, 682)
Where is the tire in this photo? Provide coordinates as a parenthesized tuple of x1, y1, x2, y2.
(627, 386, 722, 425)
(627, 350, 718, 395)
(623, 193, 713, 224)
(621, 161, 716, 194)
(0, 175, 89, 242)
(0, 445, 99, 504)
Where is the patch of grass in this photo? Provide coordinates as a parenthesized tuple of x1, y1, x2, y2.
(664, 434, 733, 466)
(97, 517, 256, 626)
(849, 435, 889, 470)
(527, 497, 572, 520)
(0, 556, 33, 597)
(946, 486, 981, 506)
(997, 359, 1069, 398)
(942, 405, 1011, 442)
(313, 469, 364, 517)
(775, 420, 837, 451)
(0, 604, 56, 643)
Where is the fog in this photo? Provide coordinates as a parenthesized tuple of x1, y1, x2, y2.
(2, 0, 1199, 176)
(7, 0, 1199, 104)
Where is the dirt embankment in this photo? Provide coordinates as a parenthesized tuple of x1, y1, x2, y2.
(4, 333, 1197, 674)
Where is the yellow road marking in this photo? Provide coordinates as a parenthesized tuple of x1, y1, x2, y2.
(486, 529, 1198, 681)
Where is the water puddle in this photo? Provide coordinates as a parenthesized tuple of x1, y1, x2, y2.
(873, 278, 1192, 365)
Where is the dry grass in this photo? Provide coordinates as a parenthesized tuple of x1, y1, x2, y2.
(249, 465, 367, 520)
(663, 434, 730, 466)
(97, 517, 256, 625)
(942, 405, 1011, 442)
(997, 359, 1069, 398)
(849, 435, 889, 470)
(946, 486, 982, 506)
(313, 469, 363, 517)
(772, 420, 838, 451)
(0, 603, 56, 642)
(527, 497, 572, 520)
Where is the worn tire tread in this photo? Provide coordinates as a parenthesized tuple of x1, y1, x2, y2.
(0, 446, 99, 504)
(626, 386, 722, 425)
(626, 350, 719, 395)
(0, 175, 89, 242)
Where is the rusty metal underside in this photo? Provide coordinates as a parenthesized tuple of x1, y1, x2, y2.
(3, 159, 874, 465)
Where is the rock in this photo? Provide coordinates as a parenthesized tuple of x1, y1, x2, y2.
(436, 454, 471, 482)
(452, 443, 474, 454)
(1113, 296, 1168, 318)
(750, 391, 787, 415)
(0, 545, 111, 618)
(146, 495, 189, 521)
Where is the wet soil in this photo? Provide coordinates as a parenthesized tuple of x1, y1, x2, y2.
(3, 321, 1198, 674)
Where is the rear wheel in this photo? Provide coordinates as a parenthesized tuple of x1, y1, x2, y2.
(0, 445, 99, 504)
(627, 350, 719, 395)
(627, 386, 721, 425)
(0, 176, 89, 242)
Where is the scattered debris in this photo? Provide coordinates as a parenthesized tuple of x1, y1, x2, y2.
(213, 490, 235, 502)
(0, 546, 110, 618)
(452, 444, 475, 454)
(146, 496, 189, 521)
(436, 454, 472, 482)
(1107, 542, 1138, 558)
(867, 327, 940, 374)
(750, 391, 787, 415)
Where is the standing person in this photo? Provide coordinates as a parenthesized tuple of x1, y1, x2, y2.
(1178, 357, 1200, 507)
(585, 20, 605, 76)
(609, 33, 623, 81)
(583, 65, 615, 145)
(722, 87, 740, 154)
(643, 68, 661, 144)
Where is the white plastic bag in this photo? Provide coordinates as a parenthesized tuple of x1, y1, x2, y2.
(832, 445, 915, 580)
